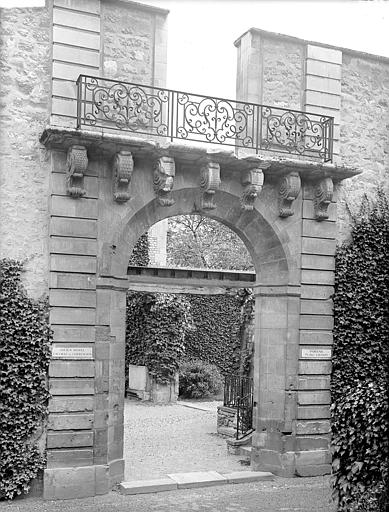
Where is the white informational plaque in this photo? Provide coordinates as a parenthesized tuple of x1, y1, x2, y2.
(301, 348, 331, 359)
(52, 346, 93, 360)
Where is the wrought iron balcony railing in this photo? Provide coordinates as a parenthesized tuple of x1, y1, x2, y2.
(76, 75, 334, 162)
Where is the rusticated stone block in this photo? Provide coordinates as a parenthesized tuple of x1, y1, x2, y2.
(47, 448, 94, 468)
(49, 378, 94, 395)
(297, 405, 330, 419)
(47, 431, 94, 448)
(48, 413, 94, 430)
(49, 361, 95, 378)
(50, 289, 96, 308)
(299, 361, 332, 375)
(49, 396, 94, 413)
(296, 420, 330, 435)
(298, 391, 331, 406)
(295, 464, 331, 477)
(52, 325, 95, 343)
(300, 331, 333, 345)
(298, 376, 330, 390)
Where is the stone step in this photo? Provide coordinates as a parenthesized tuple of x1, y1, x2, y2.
(118, 470, 274, 495)
(240, 446, 252, 457)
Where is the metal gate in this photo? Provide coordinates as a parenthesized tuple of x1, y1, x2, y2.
(224, 375, 254, 440)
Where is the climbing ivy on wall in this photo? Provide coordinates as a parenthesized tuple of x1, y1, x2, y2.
(128, 232, 149, 267)
(184, 294, 245, 376)
(126, 292, 190, 383)
(331, 190, 389, 511)
(0, 259, 51, 500)
(126, 290, 253, 381)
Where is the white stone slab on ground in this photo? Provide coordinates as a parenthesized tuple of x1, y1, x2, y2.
(167, 471, 227, 489)
(222, 471, 274, 483)
(119, 478, 177, 495)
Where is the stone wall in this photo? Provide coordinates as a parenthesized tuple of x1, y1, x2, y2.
(102, 1, 154, 83)
(235, 28, 389, 241)
(262, 36, 304, 110)
(337, 53, 389, 239)
(0, 7, 51, 298)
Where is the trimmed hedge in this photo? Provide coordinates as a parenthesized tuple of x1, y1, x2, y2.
(184, 294, 242, 376)
(331, 191, 389, 511)
(126, 292, 190, 383)
(0, 259, 51, 500)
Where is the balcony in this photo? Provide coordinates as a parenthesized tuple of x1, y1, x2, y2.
(76, 75, 334, 163)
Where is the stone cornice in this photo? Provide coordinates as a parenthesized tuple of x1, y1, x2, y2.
(40, 126, 361, 182)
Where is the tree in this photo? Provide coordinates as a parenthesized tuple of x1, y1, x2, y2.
(167, 215, 253, 270)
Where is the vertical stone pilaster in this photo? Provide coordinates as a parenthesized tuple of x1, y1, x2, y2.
(304, 44, 342, 162)
(251, 285, 301, 477)
(235, 30, 262, 104)
(51, 0, 101, 127)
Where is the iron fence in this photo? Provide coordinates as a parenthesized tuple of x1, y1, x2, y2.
(76, 75, 334, 162)
(224, 375, 254, 439)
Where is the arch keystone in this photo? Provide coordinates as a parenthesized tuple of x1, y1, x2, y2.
(154, 156, 175, 206)
(314, 177, 333, 220)
(66, 145, 88, 198)
(113, 151, 133, 203)
(278, 171, 301, 217)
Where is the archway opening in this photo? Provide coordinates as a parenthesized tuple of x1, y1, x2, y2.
(122, 213, 257, 481)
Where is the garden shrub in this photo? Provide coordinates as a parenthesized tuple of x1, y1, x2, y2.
(179, 359, 223, 399)
(126, 292, 191, 383)
(0, 259, 51, 500)
(331, 190, 389, 511)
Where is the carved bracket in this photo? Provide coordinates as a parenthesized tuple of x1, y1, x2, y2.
(240, 164, 268, 210)
(314, 177, 333, 220)
(278, 171, 301, 217)
(66, 145, 88, 198)
(154, 156, 175, 206)
(113, 151, 133, 203)
(200, 161, 221, 210)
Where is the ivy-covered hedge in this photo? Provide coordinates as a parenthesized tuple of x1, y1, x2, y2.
(0, 259, 51, 500)
(184, 294, 243, 376)
(126, 292, 190, 383)
(331, 191, 389, 511)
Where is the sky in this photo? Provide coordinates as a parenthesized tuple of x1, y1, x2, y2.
(1, 0, 388, 98)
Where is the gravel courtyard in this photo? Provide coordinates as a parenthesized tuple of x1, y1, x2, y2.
(123, 398, 249, 481)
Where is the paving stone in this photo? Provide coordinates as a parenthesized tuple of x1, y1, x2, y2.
(167, 471, 227, 489)
(222, 471, 274, 483)
(119, 478, 177, 495)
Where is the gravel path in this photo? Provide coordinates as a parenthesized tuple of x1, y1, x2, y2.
(123, 398, 249, 481)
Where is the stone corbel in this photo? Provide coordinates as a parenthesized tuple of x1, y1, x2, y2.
(66, 145, 88, 198)
(240, 163, 269, 210)
(200, 160, 221, 210)
(314, 177, 333, 221)
(113, 151, 133, 203)
(154, 156, 175, 206)
(278, 171, 301, 217)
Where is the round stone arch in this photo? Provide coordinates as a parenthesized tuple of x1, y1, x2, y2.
(98, 185, 299, 484)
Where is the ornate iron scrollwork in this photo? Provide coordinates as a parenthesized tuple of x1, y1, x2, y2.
(278, 171, 301, 217)
(200, 160, 221, 210)
(66, 145, 88, 198)
(154, 156, 175, 206)
(113, 151, 133, 203)
(240, 163, 269, 210)
(314, 177, 333, 220)
(77, 75, 334, 162)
